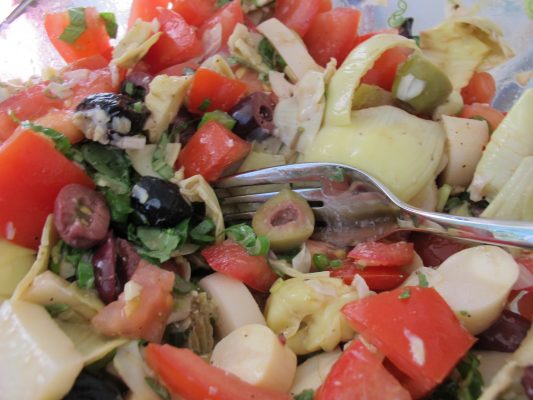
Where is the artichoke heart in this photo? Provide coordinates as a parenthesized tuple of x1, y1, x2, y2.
(304, 105, 445, 202)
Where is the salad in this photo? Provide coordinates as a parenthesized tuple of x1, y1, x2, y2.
(0, 0, 532, 399)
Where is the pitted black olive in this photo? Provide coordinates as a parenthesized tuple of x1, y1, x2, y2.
(476, 309, 530, 352)
(399, 17, 415, 40)
(131, 176, 193, 228)
(64, 371, 126, 400)
(229, 92, 276, 142)
(76, 93, 150, 136)
(171, 109, 199, 147)
(120, 71, 152, 100)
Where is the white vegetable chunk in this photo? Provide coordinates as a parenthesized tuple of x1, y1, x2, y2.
(413, 246, 519, 335)
(0, 300, 83, 400)
(210, 324, 297, 393)
(290, 350, 341, 395)
(198, 273, 266, 338)
(441, 115, 490, 187)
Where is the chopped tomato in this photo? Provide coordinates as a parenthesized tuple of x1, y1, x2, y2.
(315, 340, 411, 400)
(44, 7, 112, 64)
(92, 261, 174, 342)
(199, 0, 243, 51)
(304, 8, 361, 67)
(13, 109, 84, 144)
(461, 72, 496, 105)
(145, 344, 292, 400)
(331, 262, 408, 291)
(0, 83, 64, 142)
(159, 60, 200, 76)
(274, 0, 322, 37)
(128, 0, 169, 28)
(172, 0, 215, 27)
(143, 8, 203, 74)
(460, 103, 505, 132)
(201, 240, 278, 292)
(348, 241, 415, 267)
(362, 47, 411, 91)
(62, 54, 110, 72)
(177, 121, 251, 181)
(342, 286, 475, 397)
(0, 131, 94, 249)
(319, 0, 333, 12)
(187, 68, 247, 114)
(411, 233, 469, 267)
(509, 289, 533, 321)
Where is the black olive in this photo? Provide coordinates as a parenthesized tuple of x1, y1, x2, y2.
(76, 93, 150, 136)
(399, 17, 415, 40)
(475, 309, 531, 352)
(120, 71, 152, 100)
(131, 176, 193, 228)
(64, 371, 125, 400)
(229, 92, 276, 142)
(171, 109, 200, 147)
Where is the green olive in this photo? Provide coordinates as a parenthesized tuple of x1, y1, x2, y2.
(352, 83, 394, 110)
(392, 54, 453, 115)
(252, 189, 315, 251)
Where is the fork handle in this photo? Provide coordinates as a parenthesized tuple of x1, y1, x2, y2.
(401, 207, 533, 249)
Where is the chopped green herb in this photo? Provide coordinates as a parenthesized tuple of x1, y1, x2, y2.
(226, 223, 270, 256)
(99, 12, 118, 39)
(417, 272, 429, 288)
(183, 67, 196, 76)
(258, 38, 287, 72)
(45, 303, 70, 318)
(198, 98, 212, 112)
(59, 8, 87, 44)
(294, 389, 315, 400)
(131, 219, 189, 263)
(459, 310, 472, 318)
(103, 188, 133, 224)
(190, 219, 216, 244)
(77, 259, 95, 289)
(248, 236, 270, 256)
(145, 377, 171, 400)
(81, 143, 131, 191)
(329, 259, 343, 269)
(152, 134, 175, 181)
(398, 287, 411, 299)
(199, 110, 236, 130)
(124, 81, 135, 96)
(132, 101, 144, 114)
(313, 253, 330, 271)
(329, 167, 345, 182)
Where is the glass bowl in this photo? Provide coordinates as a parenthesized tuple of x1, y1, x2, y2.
(0, 0, 532, 110)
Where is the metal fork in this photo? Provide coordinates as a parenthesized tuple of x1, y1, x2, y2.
(215, 163, 533, 248)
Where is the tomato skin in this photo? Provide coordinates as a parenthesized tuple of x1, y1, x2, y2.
(275, 0, 322, 37)
(411, 233, 469, 267)
(202, 241, 278, 293)
(0, 83, 64, 142)
(460, 103, 505, 132)
(92, 261, 175, 343)
(172, 0, 215, 27)
(187, 68, 247, 114)
(348, 241, 415, 267)
(65, 67, 119, 109)
(62, 54, 110, 72)
(128, 0, 168, 28)
(304, 8, 361, 67)
(315, 340, 411, 400)
(461, 72, 496, 105)
(177, 121, 251, 182)
(342, 286, 475, 397)
(145, 344, 292, 400)
(44, 7, 112, 64)
(331, 262, 407, 291)
(159, 60, 200, 76)
(199, 0, 244, 51)
(0, 131, 94, 249)
(143, 9, 203, 74)
(361, 47, 411, 91)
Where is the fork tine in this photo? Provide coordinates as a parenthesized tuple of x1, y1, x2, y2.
(219, 188, 324, 205)
(215, 163, 342, 188)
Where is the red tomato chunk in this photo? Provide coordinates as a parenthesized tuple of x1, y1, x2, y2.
(348, 241, 415, 267)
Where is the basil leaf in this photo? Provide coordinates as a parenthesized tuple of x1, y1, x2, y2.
(81, 142, 131, 184)
(133, 219, 189, 263)
(152, 133, 175, 181)
(258, 38, 287, 72)
(294, 389, 315, 400)
(103, 188, 133, 224)
(77, 259, 95, 289)
(198, 98, 212, 112)
(190, 219, 216, 244)
(59, 7, 87, 44)
(99, 12, 118, 39)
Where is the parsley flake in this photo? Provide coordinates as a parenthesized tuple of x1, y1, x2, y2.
(398, 287, 411, 299)
(418, 272, 429, 288)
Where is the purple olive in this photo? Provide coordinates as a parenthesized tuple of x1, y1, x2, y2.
(476, 309, 530, 352)
(116, 238, 140, 283)
(54, 184, 110, 249)
(92, 233, 118, 304)
(172, 109, 199, 147)
(229, 92, 276, 142)
(522, 365, 533, 399)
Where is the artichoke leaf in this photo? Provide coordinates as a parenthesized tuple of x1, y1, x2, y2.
(0, 239, 35, 299)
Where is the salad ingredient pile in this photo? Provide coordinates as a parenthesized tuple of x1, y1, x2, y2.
(0, 0, 532, 399)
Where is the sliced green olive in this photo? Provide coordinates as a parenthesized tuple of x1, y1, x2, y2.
(252, 189, 314, 251)
(352, 83, 394, 110)
(392, 54, 453, 115)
